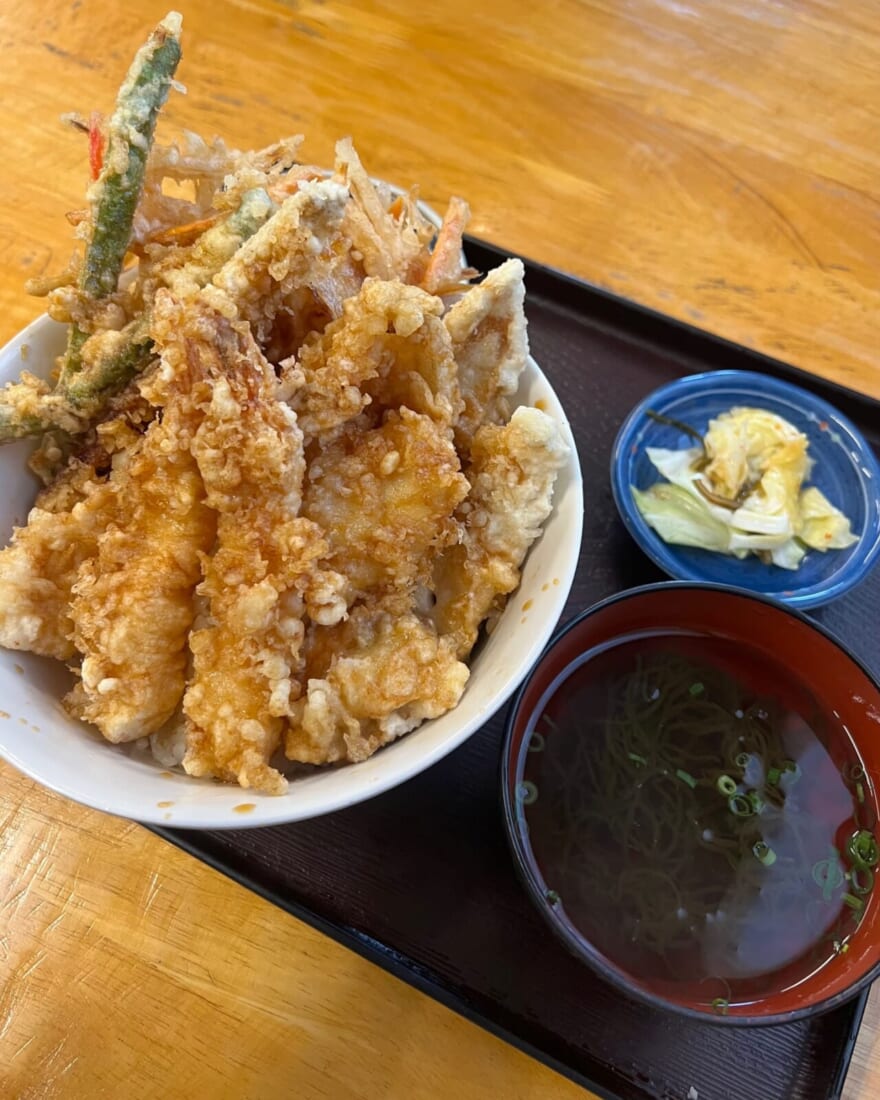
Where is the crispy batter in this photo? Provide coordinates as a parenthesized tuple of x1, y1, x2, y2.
(220, 136, 307, 210)
(179, 299, 346, 793)
(33, 458, 104, 514)
(204, 179, 353, 344)
(0, 468, 114, 659)
(0, 80, 564, 789)
(303, 407, 469, 600)
(334, 138, 426, 281)
(65, 312, 216, 741)
(432, 406, 568, 659)
(290, 278, 462, 440)
(135, 132, 236, 242)
(26, 398, 150, 487)
(444, 259, 528, 453)
(286, 605, 469, 764)
(420, 196, 474, 295)
(0, 371, 86, 435)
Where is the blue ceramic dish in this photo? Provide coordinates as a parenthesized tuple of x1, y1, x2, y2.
(610, 370, 880, 608)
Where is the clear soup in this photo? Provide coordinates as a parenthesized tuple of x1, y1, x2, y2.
(519, 633, 877, 1013)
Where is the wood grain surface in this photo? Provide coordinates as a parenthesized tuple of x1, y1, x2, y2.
(0, 1, 878, 1097)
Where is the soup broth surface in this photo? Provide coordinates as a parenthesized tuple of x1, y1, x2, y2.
(520, 632, 875, 1009)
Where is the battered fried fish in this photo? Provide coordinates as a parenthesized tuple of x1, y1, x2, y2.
(204, 178, 354, 344)
(444, 259, 529, 453)
(432, 406, 568, 659)
(65, 304, 217, 741)
(0, 465, 115, 660)
(290, 278, 462, 440)
(179, 298, 346, 793)
(303, 407, 469, 600)
(286, 605, 469, 764)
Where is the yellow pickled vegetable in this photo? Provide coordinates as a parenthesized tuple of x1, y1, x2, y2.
(633, 406, 858, 570)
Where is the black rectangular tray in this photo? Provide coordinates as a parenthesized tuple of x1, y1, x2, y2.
(154, 239, 880, 1100)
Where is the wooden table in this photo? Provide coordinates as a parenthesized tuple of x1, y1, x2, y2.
(1, 1, 878, 1096)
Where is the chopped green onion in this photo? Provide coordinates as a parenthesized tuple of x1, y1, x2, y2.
(857, 782, 866, 805)
(782, 760, 800, 780)
(847, 830, 879, 870)
(833, 940, 850, 956)
(717, 775, 737, 797)
(851, 867, 874, 896)
(766, 767, 781, 786)
(813, 853, 844, 900)
(843, 892, 865, 912)
(676, 768, 697, 789)
(689, 682, 705, 697)
(710, 997, 729, 1016)
(735, 751, 750, 770)
(729, 794, 753, 817)
(752, 840, 775, 865)
(844, 762, 865, 784)
(545, 889, 560, 906)
(753, 841, 777, 866)
(747, 790, 765, 814)
(528, 730, 546, 753)
(628, 752, 648, 767)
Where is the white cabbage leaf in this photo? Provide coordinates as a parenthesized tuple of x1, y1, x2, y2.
(631, 484, 732, 552)
(798, 486, 859, 551)
(634, 409, 859, 572)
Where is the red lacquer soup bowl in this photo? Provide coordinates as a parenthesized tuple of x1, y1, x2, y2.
(501, 583, 880, 1024)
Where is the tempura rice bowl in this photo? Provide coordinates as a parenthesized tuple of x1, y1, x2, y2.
(0, 306, 582, 828)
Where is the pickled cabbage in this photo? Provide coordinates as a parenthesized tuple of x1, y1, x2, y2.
(632, 407, 858, 570)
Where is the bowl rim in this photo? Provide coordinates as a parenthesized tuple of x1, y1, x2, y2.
(500, 579, 880, 1026)
(609, 369, 880, 609)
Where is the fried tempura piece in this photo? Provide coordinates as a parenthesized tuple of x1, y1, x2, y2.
(444, 259, 529, 453)
(179, 300, 346, 793)
(65, 322, 217, 741)
(137, 132, 236, 240)
(31, 458, 104, 515)
(303, 407, 468, 599)
(290, 279, 462, 439)
(285, 605, 469, 764)
(420, 196, 475, 295)
(432, 406, 568, 659)
(334, 138, 427, 281)
(0, 371, 86, 440)
(204, 178, 353, 344)
(0, 467, 114, 659)
(218, 135, 306, 210)
(184, 519, 332, 793)
(158, 187, 276, 300)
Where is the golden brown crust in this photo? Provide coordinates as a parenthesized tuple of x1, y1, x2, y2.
(64, 307, 217, 741)
(432, 406, 568, 659)
(0, 112, 562, 791)
(174, 299, 344, 793)
(286, 605, 468, 765)
(303, 407, 469, 600)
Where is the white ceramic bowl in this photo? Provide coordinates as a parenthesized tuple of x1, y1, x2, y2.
(0, 306, 583, 829)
